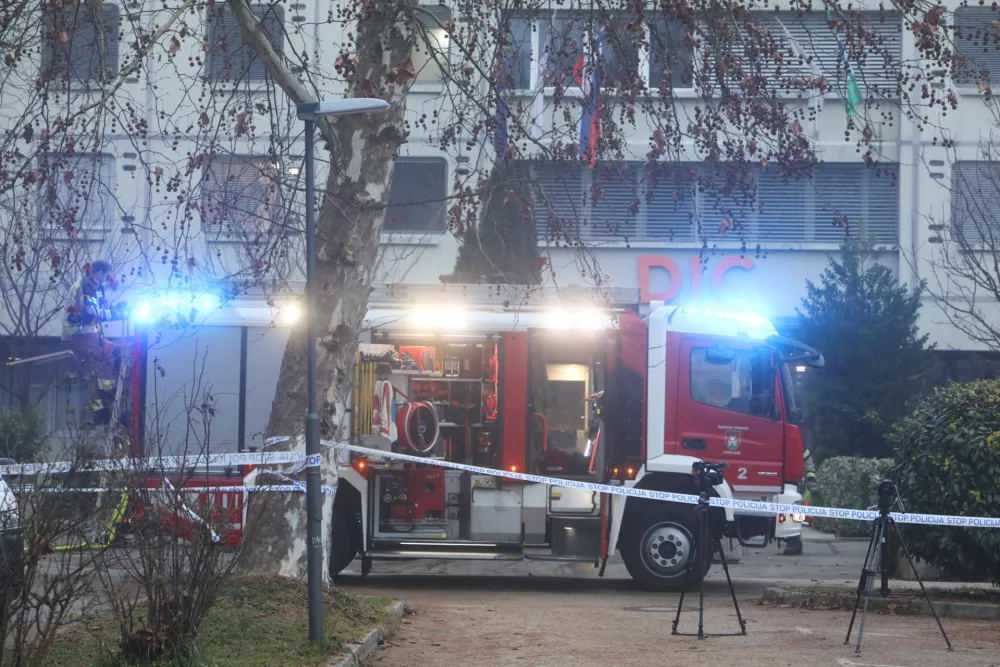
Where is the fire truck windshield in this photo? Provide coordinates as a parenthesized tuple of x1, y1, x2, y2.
(766, 335, 821, 426)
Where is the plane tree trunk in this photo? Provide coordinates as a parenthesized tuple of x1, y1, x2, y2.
(231, 0, 412, 582)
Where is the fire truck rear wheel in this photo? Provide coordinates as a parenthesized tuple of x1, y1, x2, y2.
(621, 505, 708, 591)
(329, 509, 359, 576)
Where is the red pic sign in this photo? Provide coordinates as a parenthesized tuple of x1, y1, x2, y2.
(639, 256, 754, 303)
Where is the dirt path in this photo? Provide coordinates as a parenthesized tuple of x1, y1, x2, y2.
(354, 579, 999, 667)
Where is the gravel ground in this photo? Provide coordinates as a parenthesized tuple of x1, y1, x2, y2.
(351, 578, 998, 667)
(339, 531, 998, 667)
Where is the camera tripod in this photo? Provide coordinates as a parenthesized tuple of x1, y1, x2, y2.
(845, 479, 952, 653)
(672, 462, 747, 639)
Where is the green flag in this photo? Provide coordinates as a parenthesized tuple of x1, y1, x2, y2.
(826, 5, 864, 118)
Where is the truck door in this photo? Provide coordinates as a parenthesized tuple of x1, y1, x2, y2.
(674, 337, 784, 494)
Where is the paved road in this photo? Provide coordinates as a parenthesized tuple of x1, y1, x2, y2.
(340, 531, 1000, 667)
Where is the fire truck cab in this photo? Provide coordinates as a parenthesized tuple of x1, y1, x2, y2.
(331, 286, 822, 591)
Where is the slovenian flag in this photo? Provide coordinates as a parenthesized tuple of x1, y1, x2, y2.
(573, 26, 605, 167)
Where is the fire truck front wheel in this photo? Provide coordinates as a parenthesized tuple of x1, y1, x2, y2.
(620, 505, 708, 591)
(329, 509, 360, 576)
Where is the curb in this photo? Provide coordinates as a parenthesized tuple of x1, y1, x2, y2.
(331, 601, 406, 667)
(760, 587, 1000, 621)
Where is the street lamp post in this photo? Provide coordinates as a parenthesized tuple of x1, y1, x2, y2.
(295, 97, 390, 642)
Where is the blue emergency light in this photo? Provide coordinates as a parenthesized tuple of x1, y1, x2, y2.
(130, 290, 222, 324)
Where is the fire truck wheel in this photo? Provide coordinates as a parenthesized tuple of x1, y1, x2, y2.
(620, 505, 708, 591)
(329, 509, 359, 576)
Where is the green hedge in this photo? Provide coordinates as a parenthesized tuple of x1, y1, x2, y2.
(813, 457, 893, 537)
(893, 380, 1000, 585)
(0, 405, 46, 462)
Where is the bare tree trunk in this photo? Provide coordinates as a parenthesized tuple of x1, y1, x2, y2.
(230, 0, 411, 581)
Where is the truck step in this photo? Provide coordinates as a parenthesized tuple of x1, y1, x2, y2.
(367, 548, 522, 561)
(368, 539, 523, 561)
(522, 554, 599, 564)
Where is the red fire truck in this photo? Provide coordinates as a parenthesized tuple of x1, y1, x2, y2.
(330, 285, 823, 591)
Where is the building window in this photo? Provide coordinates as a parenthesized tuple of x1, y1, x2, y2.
(503, 11, 901, 94)
(201, 156, 281, 232)
(508, 12, 693, 91)
(727, 11, 902, 97)
(950, 161, 1000, 246)
(205, 5, 285, 82)
(37, 153, 117, 234)
(412, 4, 451, 83)
(0, 349, 89, 434)
(529, 161, 899, 246)
(755, 162, 900, 243)
(42, 3, 120, 83)
(953, 8, 1000, 86)
(647, 14, 693, 89)
(382, 158, 447, 234)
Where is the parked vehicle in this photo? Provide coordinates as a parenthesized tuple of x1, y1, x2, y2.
(325, 285, 823, 591)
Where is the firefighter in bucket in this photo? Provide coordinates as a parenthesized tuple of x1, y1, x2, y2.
(62, 260, 127, 426)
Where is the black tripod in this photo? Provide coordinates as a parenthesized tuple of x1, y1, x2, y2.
(672, 461, 747, 639)
(845, 479, 952, 653)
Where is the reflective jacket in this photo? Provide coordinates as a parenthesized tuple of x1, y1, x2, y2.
(62, 277, 115, 338)
(803, 448, 818, 493)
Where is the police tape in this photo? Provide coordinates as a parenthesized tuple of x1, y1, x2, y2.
(11, 437, 1000, 530)
(0, 450, 308, 477)
(17, 484, 337, 497)
(315, 440, 1000, 530)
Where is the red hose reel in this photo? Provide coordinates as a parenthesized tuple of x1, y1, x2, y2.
(395, 401, 440, 455)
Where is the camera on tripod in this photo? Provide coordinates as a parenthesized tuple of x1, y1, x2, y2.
(875, 478, 896, 512)
(692, 460, 728, 488)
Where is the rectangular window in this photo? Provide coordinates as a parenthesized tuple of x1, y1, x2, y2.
(505, 17, 533, 90)
(756, 162, 900, 243)
(953, 8, 1000, 85)
(205, 5, 284, 82)
(723, 11, 901, 97)
(647, 15, 693, 89)
(201, 156, 281, 231)
(413, 5, 451, 83)
(37, 153, 117, 233)
(510, 12, 694, 91)
(528, 160, 899, 246)
(42, 3, 120, 83)
(31, 358, 90, 433)
(382, 157, 448, 234)
(0, 346, 90, 434)
(539, 11, 587, 88)
(950, 161, 1000, 246)
(690, 347, 772, 419)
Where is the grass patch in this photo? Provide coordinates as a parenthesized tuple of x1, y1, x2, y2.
(46, 576, 396, 667)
